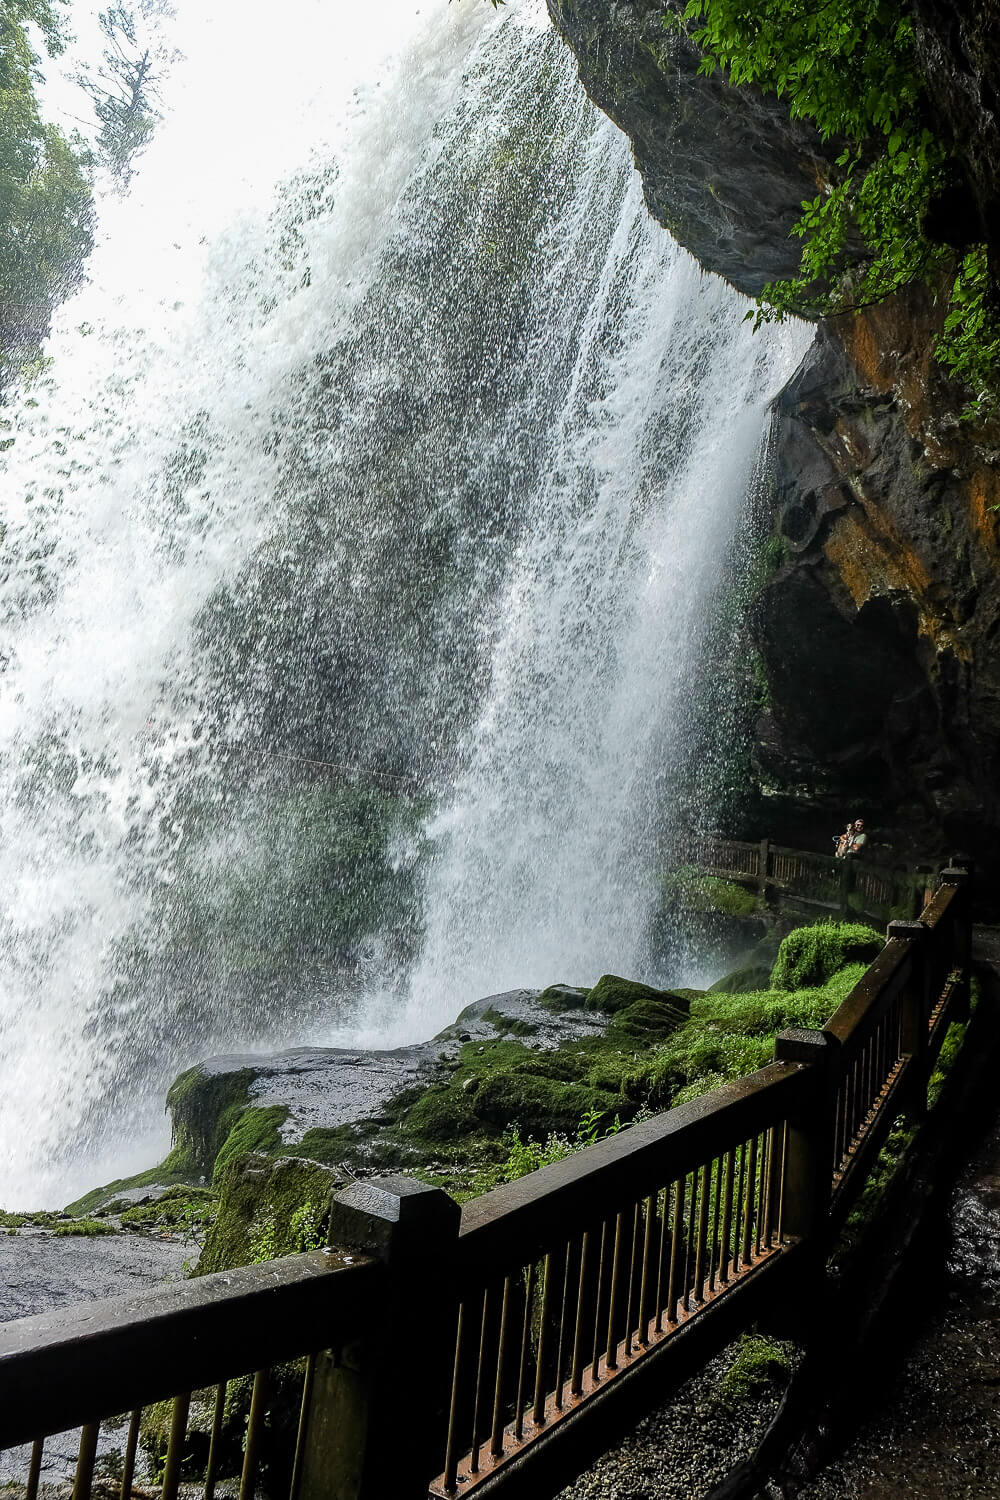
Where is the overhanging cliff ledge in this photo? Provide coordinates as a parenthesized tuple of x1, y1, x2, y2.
(547, 0, 1000, 869)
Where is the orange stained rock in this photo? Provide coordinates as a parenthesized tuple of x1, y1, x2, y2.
(823, 509, 969, 660)
(968, 470, 1000, 559)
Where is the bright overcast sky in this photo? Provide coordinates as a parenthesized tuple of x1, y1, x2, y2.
(34, 0, 486, 315)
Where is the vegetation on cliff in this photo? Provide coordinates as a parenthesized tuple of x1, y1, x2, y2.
(0, 0, 94, 389)
(144, 920, 880, 1271)
(674, 0, 999, 419)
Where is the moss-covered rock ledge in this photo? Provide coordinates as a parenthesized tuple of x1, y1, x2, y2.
(68, 923, 884, 1273)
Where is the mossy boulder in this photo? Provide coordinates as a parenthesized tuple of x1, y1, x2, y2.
(770, 921, 882, 991)
(166, 1066, 260, 1178)
(585, 973, 700, 1016)
(708, 964, 773, 996)
(471, 1071, 619, 1136)
(606, 997, 691, 1041)
(196, 1154, 342, 1275)
(402, 1085, 482, 1143)
(537, 983, 589, 1013)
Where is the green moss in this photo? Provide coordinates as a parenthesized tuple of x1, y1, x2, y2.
(52, 1218, 117, 1237)
(64, 1148, 201, 1217)
(212, 1106, 288, 1184)
(537, 983, 589, 1013)
(472, 1071, 618, 1137)
(197, 1155, 341, 1275)
(658, 869, 760, 919)
(770, 922, 882, 991)
(482, 1007, 538, 1037)
(585, 973, 694, 1015)
(718, 1334, 794, 1405)
(167, 1067, 260, 1178)
(119, 1186, 218, 1233)
(0, 1210, 62, 1230)
(625, 960, 869, 1110)
(708, 962, 774, 995)
(606, 997, 690, 1041)
(403, 1085, 482, 1142)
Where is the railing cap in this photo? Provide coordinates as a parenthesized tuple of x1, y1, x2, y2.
(887, 919, 927, 940)
(774, 1028, 841, 1066)
(330, 1175, 460, 1261)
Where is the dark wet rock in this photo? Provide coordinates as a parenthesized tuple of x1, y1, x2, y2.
(180, 989, 608, 1160)
(157, 989, 612, 1186)
(545, 0, 836, 297)
(547, 0, 1000, 869)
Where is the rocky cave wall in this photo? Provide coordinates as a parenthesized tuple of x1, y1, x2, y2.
(546, 0, 1000, 872)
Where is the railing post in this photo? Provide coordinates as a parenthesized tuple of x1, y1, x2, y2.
(772, 1029, 840, 1246)
(758, 837, 770, 898)
(298, 1176, 461, 1500)
(838, 857, 852, 916)
(887, 919, 931, 1119)
(941, 863, 973, 1019)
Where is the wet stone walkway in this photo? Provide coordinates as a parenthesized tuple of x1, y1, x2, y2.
(801, 1107, 1000, 1500)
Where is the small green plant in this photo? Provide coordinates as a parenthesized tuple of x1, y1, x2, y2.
(670, 0, 1000, 419)
(52, 1218, 116, 1237)
(247, 1198, 325, 1264)
(718, 1333, 794, 1405)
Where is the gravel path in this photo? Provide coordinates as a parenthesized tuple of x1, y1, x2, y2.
(557, 1345, 788, 1500)
(799, 1109, 1000, 1500)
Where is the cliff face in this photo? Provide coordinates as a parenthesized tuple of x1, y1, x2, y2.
(547, 0, 1000, 866)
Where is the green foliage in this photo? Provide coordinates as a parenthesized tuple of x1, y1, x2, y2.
(248, 1198, 325, 1264)
(625, 958, 867, 1108)
(769, 920, 881, 991)
(74, 5, 175, 188)
(119, 1185, 217, 1236)
(673, 0, 999, 417)
(658, 867, 760, 919)
(0, 0, 94, 383)
(52, 1217, 116, 1236)
(718, 1333, 794, 1405)
(471, 1106, 625, 1194)
(936, 247, 1000, 421)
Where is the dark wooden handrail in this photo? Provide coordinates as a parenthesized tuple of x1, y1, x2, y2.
(457, 1062, 807, 1283)
(0, 859, 974, 1500)
(0, 1249, 379, 1452)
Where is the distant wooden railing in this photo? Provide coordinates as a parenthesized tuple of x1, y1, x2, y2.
(683, 834, 930, 925)
(0, 867, 973, 1500)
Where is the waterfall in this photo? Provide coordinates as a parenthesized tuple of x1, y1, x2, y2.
(0, 0, 811, 1208)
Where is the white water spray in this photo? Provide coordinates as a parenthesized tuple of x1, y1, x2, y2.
(0, 0, 810, 1207)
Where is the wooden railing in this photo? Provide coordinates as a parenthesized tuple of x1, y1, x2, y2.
(0, 866, 973, 1500)
(682, 834, 929, 925)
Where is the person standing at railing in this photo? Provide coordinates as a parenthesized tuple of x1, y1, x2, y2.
(845, 819, 867, 857)
(833, 818, 867, 858)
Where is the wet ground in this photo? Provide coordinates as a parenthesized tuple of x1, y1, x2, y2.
(0, 1225, 194, 1488)
(557, 1343, 791, 1500)
(0, 1225, 191, 1324)
(800, 1107, 1000, 1500)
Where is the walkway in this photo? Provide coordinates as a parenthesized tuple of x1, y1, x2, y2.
(799, 1100, 1000, 1499)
